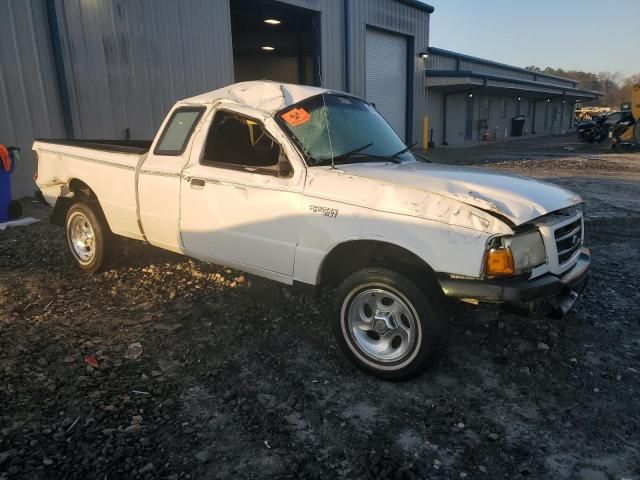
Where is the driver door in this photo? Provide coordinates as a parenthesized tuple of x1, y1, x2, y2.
(179, 107, 306, 281)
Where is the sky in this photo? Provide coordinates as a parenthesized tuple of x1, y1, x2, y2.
(426, 0, 640, 78)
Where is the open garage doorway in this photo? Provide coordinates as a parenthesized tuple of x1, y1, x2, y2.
(230, 0, 320, 86)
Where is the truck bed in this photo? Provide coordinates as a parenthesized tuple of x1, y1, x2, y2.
(34, 138, 152, 154)
(34, 138, 149, 241)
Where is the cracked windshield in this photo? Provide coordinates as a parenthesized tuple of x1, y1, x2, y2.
(279, 94, 412, 165)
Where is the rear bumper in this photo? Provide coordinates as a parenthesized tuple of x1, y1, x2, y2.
(437, 248, 591, 317)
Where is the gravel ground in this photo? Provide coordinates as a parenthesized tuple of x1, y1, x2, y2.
(1, 137, 639, 479)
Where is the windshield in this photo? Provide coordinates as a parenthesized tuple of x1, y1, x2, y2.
(277, 94, 412, 166)
(605, 112, 622, 124)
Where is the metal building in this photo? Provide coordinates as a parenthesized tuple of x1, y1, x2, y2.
(1, 0, 433, 198)
(425, 47, 600, 146)
(0, 0, 600, 199)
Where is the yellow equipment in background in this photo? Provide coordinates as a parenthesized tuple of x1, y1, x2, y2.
(633, 84, 640, 123)
(611, 83, 640, 149)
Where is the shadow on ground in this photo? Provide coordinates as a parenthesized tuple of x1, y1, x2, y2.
(1, 143, 639, 479)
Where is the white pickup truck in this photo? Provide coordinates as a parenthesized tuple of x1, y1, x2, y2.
(34, 81, 590, 380)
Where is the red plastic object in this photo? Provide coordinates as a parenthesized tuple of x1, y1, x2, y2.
(0, 145, 10, 172)
(83, 355, 99, 368)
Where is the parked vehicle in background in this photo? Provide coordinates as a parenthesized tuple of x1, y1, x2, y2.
(576, 110, 636, 144)
(33, 81, 591, 380)
(576, 114, 607, 143)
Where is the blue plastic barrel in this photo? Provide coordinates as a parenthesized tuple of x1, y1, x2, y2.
(0, 145, 18, 223)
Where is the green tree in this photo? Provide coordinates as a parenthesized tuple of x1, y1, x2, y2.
(525, 66, 640, 108)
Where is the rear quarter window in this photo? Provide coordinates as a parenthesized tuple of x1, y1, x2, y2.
(154, 107, 205, 155)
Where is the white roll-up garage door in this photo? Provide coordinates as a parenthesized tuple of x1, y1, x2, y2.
(365, 28, 408, 141)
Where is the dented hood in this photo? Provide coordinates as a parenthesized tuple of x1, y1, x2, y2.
(336, 161, 582, 225)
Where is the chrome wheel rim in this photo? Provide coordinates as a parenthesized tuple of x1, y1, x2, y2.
(346, 287, 418, 364)
(67, 212, 96, 264)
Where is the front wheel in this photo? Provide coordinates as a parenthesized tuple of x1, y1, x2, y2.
(333, 268, 449, 381)
(65, 201, 113, 273)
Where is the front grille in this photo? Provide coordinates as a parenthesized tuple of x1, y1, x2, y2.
(554, 217, 582, 265)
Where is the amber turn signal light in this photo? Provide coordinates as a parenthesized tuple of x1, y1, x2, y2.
(485, 248, 514, 276)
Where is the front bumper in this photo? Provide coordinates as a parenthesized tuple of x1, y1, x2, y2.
(437, 248, 591, 318)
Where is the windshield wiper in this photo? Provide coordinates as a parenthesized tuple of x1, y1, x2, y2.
(341, 142, 418, 164)
(388, 142, 418, 158)
(344, 152, 402, 164)
(341, 142, 418, 165)
(333, 142, 374, 162)
(390, 142, 431, 163)
(314, 142, 415, 166)
(314, 142, 373, 165)
(414, 153, 431, 163)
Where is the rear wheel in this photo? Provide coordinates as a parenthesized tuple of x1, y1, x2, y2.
(333, 268, 449, 381)
(65, 201, 113, 273)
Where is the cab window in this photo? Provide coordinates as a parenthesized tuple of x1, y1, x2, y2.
(202, 111, 292, 177)
(155, 107, 205, 155)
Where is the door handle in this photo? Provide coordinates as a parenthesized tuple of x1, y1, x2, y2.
(190, 178, 205, 189)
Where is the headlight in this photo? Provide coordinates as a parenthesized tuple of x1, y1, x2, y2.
(485, 230, 546, 276)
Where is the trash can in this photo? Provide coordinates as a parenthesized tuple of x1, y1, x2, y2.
(511, 115, 526, 137)
(0, 145, 22, 223)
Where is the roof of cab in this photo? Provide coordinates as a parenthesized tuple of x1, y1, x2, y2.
(181, 81, 333, 114)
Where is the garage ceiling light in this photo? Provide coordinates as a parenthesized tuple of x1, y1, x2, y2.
(261, 46, 275, 51)
(264, 19, 281, 25)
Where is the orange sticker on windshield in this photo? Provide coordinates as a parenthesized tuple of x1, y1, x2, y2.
(281, 108, 311, 126)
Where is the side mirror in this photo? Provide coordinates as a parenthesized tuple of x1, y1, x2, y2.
(278, 151, 293, 178)
(279, 163, 292, 178)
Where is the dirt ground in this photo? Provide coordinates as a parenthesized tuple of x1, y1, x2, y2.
(1, 134, 639, 480)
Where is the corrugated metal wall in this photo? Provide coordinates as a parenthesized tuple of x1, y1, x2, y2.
(54, 0, 235, 140)
(347, 0, 430, 145)
(486, 79, 558, 94)
(535, 76, 574, 88)
(460, 60, 530, 81)
(2, 0, 431, 198)
(0, 0, 66, 199)
(426, 53, 456, 71)
(428, 52, 576, 89)
(276, 0, 345, 90)
(425, 87, 443, 145)
(431, 94, 571, 147)
(54, 0, 347, 140)
(425, 51, 582, 146)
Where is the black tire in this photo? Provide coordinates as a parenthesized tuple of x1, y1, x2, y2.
(65, 201, 114, 273)
(7, 200, 22, 220)
(333, 267, 449, 381)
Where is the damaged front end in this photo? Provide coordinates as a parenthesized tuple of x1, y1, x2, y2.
(438, 206, 590, 318)
(438, 248, 589, 318)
